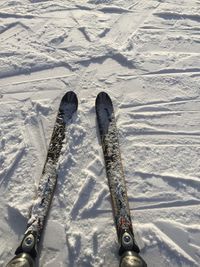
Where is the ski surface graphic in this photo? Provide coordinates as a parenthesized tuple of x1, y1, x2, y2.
(6, 91, 78, 267)
(96, 92, 147, 267)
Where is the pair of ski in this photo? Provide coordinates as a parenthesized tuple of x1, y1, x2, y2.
(6, 91, 147, 267)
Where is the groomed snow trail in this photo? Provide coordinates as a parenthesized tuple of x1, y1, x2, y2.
(0, 1, 200, 266)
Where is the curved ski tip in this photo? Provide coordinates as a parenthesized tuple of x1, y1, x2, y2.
(62, 91, 78, 110)
(95, 91, 113, 108)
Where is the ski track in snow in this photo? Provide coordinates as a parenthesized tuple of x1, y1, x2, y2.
(0, 0, 200, 266)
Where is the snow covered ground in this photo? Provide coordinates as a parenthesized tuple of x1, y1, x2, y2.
(1, 0, 200, 266)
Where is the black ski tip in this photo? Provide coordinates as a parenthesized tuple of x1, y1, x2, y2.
(95, 91, 113, 110)
(62, 91, 78, 110)
(95, 92, 114, 135)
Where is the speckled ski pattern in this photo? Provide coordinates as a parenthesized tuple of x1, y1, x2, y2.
(95, 92, 136, 244)
(22, 91, 78, 246)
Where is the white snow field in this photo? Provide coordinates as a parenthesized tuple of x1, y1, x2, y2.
(1, 0, 200, 266)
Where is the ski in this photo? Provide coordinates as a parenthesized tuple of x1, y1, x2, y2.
(95, 92, 147, 267)
(6, 91, 78, 267)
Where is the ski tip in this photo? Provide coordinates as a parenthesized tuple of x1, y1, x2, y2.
(95, 91, 113, 108)
(62, 91, 78, 110)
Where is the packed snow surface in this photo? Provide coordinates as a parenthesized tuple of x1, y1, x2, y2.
(1, 0, 200, 266)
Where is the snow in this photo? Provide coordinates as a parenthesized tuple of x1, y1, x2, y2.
(0, 0, 200, 266)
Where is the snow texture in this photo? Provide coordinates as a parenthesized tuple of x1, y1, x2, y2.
(0, 0, 200, 266)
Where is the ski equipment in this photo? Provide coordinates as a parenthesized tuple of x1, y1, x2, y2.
(95, 92, 147, 267)
(6, 91, 78, 267)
